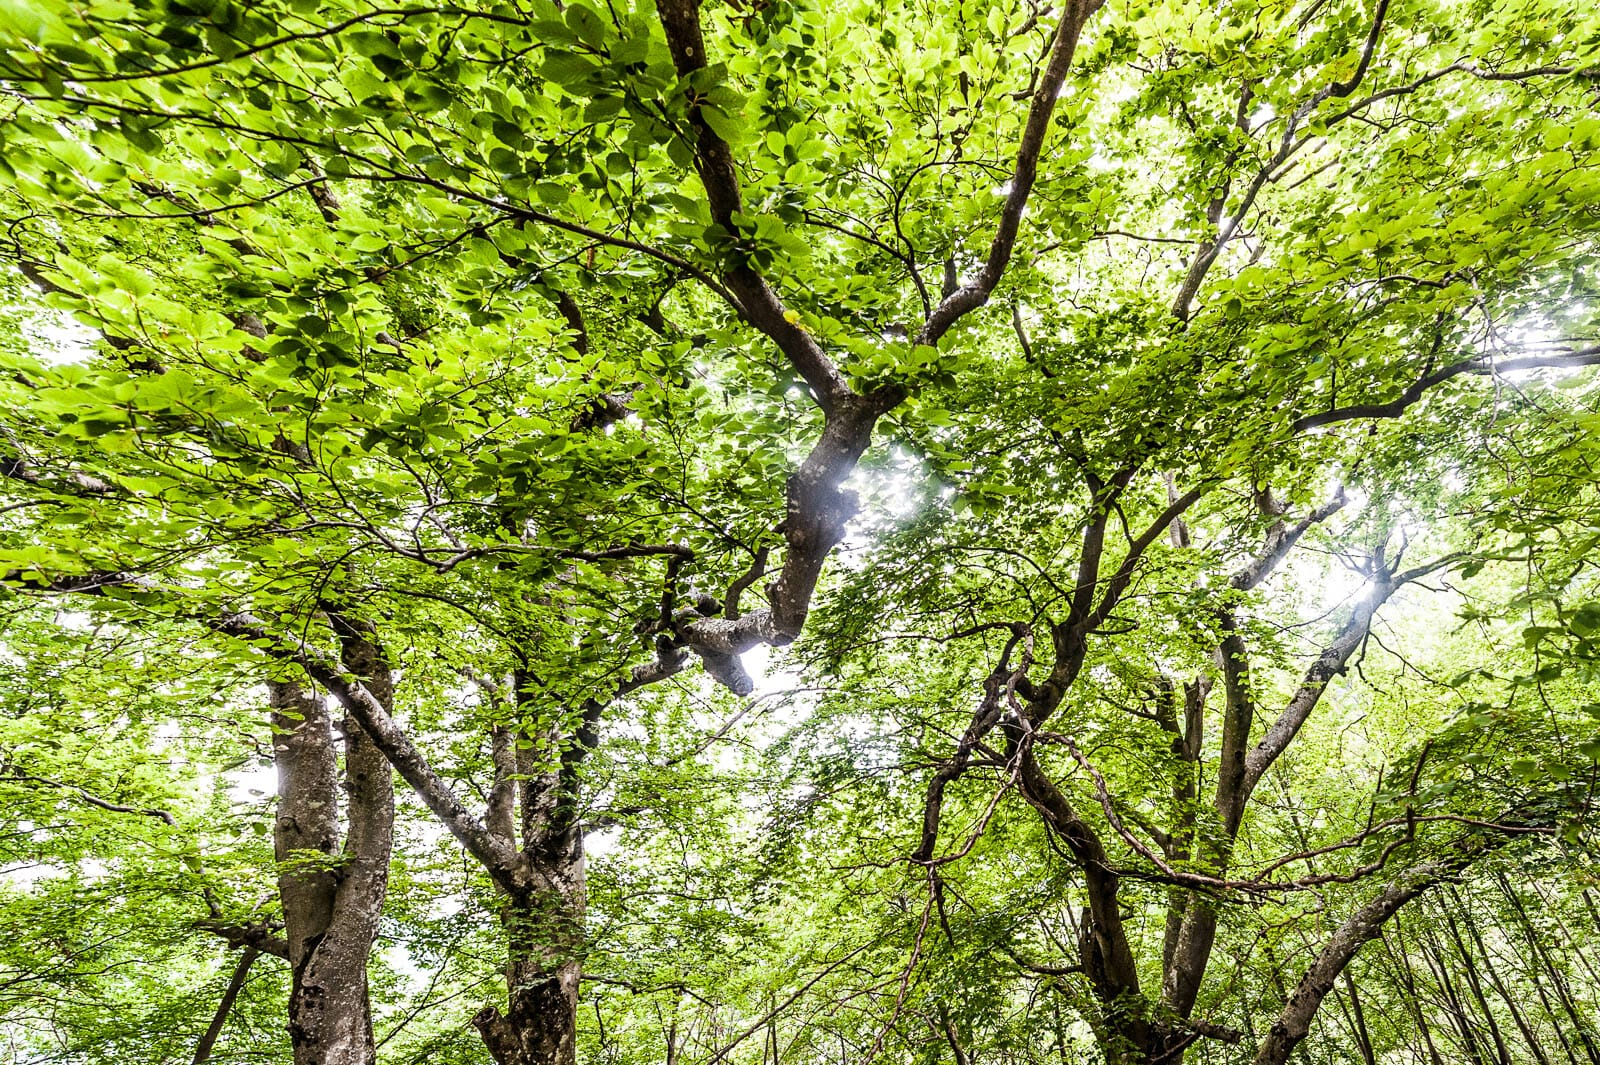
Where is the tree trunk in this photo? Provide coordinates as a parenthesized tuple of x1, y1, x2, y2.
(1418, 934, 1487, 1065)
(1449, 886, 1553, 1065)
(473, 682, 591, 1065)
(1497, 873, 1600, 1065)
(270, 641, 395, 1065)
(1381, 930, 1447, 1065)
(472, 865, 586, 1065)
(1439, 905, 1513, 1065)
(1338, 971, 1378, 1065)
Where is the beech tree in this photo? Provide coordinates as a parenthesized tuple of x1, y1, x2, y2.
(0, 0, 1598, 1064)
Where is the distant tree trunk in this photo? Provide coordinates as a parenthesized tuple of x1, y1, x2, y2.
(1381, 929, 1447, 1065)
(1448, 886, 1552, 1065)
(1530, 883, 1600, 990)
(1337, 972, 1378, 1065)
(1439, 905, 1513, 1065)
(1417, 933, 1487, 1065)
(1582, 890, 1600, 936)
(270, 627, 395, 1065)
(1496, 873, 1600, 1065)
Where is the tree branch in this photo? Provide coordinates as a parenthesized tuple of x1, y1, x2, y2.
(1293, 347, 1600, 432)
(192, 948, 261, 1065)
(1251, 838, 1506, 1065)
(210, 612, 525, 892)
(917, 0, 1106, 347)
(655, 0, 852, 413)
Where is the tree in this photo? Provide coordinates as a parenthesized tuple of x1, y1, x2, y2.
(1, 0, 1598, 1063)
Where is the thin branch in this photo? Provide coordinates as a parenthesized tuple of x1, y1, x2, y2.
(192, 948, 261, 1065)
(4, 768, 176, 825)
(1293, 347, 1600, 432)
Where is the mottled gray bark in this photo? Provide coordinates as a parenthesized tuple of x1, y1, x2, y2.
(267, 628, 394, 1065)
(1253, 847, 1493, 1065)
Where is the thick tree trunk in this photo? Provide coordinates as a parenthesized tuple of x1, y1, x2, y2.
(472, 861, 586, 1065)
(269, 638, 395, 1065)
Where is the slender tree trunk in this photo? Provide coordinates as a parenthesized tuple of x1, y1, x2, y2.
(1440, 905, 1513, 1065)
(1582, 890, 1600, 936)
(193, 948, 260, 1065)
(1338, 972, 1378, 1065)
(1497, 873, 1600, 1065)
(1449, 886, 1552, 1065)
(1378, 930, 1445, 1065)
(1530, 883, 1600, 990)
(1418, 933, 1487, 1065)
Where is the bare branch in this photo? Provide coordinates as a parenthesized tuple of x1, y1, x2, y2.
(3, 767, 176, 825)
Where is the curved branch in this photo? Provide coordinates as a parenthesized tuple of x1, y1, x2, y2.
(1293, 347, 1600, 432)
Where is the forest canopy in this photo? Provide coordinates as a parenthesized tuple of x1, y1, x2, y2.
(0, 0, 1598, 1064)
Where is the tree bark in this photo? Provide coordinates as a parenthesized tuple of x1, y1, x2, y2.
(269, 632, 395, 1065)
(472, 674, 591, 1065)
(1252, 853, 1474, 1065)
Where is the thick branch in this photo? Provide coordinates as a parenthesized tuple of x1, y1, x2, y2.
(212, 613, 524, 891)
(1085, 483, 1209, 631)
(1015, 741, 1143, 1006)
(655, 0, 851, 412)
(1241, 575, 1396, 794)
(1252, 840, 1502, 1065)
(912, 627, 1029, 863)
(196, 920, 290, 960)
(1232, 490, 1348, 591)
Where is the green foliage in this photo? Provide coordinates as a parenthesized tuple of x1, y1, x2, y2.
(1, 0, 1599, 1061)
